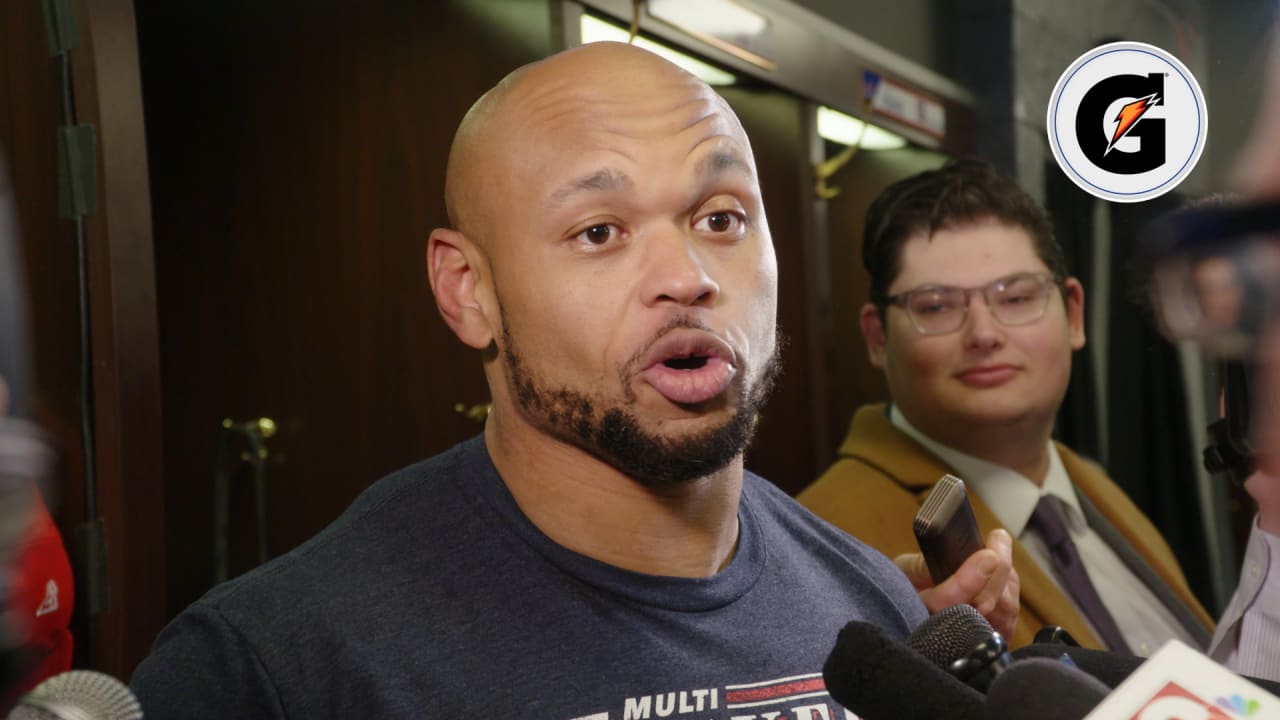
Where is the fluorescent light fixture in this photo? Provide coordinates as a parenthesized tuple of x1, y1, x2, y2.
(648, 0, 768, 38)
(580, 13, 736, 86)
(817, 106, 908, 151)
(647, 0, 775, 72)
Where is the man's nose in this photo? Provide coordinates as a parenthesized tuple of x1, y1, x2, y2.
(640, 226, 720, 308)
(963, 293, 1006, 350)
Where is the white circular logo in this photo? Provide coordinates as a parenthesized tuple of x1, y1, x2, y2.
(1046, 42, 1207, 203)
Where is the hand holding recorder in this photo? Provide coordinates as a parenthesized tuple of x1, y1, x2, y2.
(895, 475, 1021, 639)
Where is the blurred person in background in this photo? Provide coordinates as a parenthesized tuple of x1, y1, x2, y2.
(1142, 32, 1280, 682)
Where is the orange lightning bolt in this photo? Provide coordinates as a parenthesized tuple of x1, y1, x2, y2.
(1105, 93, 1160, 156)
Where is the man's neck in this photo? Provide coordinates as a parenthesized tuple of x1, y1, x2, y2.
(483, 408, 743, 577)
(903, 408, 1054, 486)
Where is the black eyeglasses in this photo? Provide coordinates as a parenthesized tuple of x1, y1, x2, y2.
(1141, 201, 1280, 358)
(884, 272, 1061, 336)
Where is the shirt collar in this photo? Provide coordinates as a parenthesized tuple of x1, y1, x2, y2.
(889, 404, 1084, 535)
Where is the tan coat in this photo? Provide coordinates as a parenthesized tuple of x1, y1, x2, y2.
(798, 404, 1214, 651)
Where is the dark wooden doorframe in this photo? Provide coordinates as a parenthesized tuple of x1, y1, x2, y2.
(4, 0, 168, 680)
(75, 0, 166, 679)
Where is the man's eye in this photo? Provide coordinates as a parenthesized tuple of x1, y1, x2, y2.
(576, 224, 618, 245)
(695, 211, 744, 234)
(915, 302, 955, 316)
(910, 293, 959, 315)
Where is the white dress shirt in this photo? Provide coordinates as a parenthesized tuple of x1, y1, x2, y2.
(891, 406, 1200, 655)
(1208, 518, 1280, 681)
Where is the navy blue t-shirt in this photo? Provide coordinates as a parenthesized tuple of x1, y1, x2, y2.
(131, 436, 926, 719)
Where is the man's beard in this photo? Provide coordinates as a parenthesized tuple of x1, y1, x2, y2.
(501, 317, 783, 487)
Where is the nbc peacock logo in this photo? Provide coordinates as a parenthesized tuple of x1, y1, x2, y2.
(1215, 693, 1262, 717)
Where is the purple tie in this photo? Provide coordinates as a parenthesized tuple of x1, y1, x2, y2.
(1029, 495, 1131, 654)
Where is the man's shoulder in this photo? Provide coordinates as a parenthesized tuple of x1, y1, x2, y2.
(199, 435, 493, 618)
(744, 471, 908, 572)
(131, 436, 507, 715)
(800, 403, 942, 502)
(1052, 440, 1132, 504)
(743, 471, 927, 626)
(833, 405, 945, 480)
(1052, 441, 1109, 479)
(794, 405, 939, 559)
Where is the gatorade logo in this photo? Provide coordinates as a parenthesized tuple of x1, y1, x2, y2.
(1047, 42, 1206, 203)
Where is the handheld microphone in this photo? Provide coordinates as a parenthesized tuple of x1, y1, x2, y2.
(7, 670, 141, 720)
(823, 619, 985, 720)
(914, 475, 984, 583)
(908, 604, 1012, 692)
(983, 657, 1109, 720)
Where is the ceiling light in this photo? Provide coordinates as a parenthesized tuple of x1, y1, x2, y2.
(648, 0, 768, 38)
(580, 14, 737, 86)
(817, 106, 908, 151)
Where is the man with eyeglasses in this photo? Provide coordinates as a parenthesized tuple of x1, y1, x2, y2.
(799, 159, 1214, 654)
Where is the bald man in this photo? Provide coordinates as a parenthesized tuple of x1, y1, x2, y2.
(130, 43, 1013, 719)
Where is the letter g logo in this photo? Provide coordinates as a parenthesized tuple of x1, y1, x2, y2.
(1076, 73, 1165, 174)
(1047, 42, 1205, 203)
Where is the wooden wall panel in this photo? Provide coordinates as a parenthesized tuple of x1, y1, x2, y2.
(819, 147, 948, 457)
(134, 0, 559, 623)
(719, 85, 827, 495)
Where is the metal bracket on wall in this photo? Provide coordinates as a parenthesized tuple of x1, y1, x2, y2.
(73, 518, 109, 618)
(56, 125, 97, 219)
(41, 0, 78, 56)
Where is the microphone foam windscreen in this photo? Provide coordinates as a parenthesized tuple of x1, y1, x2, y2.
(984, 657, 1109, 720)
(907, 603, 995, 668)
(824, 619, 985, 720)
(1011, 643, 1140, 688)
(9, 670, 142, 720)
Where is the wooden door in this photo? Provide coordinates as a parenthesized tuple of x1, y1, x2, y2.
(135, 0, 561, 625)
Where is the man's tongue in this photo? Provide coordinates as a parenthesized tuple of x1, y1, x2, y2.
(641, 355, 735, 405)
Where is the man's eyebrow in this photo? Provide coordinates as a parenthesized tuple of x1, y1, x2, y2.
(696, 150, 753, 181)
(547, 168, 634, 208)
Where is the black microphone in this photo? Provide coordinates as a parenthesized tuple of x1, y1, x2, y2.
(907, 604, 1012, 692)
(7, 670, 141, 720)
(983, 657, 1109, 720)
(823, 619, 985, 720)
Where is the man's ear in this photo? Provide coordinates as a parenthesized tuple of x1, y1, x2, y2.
(859, 302, 888, 368)
(427, 228, 496, 350)
(1062, 277, 1086, 351)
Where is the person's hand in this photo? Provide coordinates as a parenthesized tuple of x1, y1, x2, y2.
(1245, 470, 1280, 536)
(895, 528, 1020, 639)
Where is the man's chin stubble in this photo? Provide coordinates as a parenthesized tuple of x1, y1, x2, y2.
(501, 328, 783, 487)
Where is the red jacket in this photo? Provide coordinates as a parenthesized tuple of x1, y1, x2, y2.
(8, 485, 74, 696)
